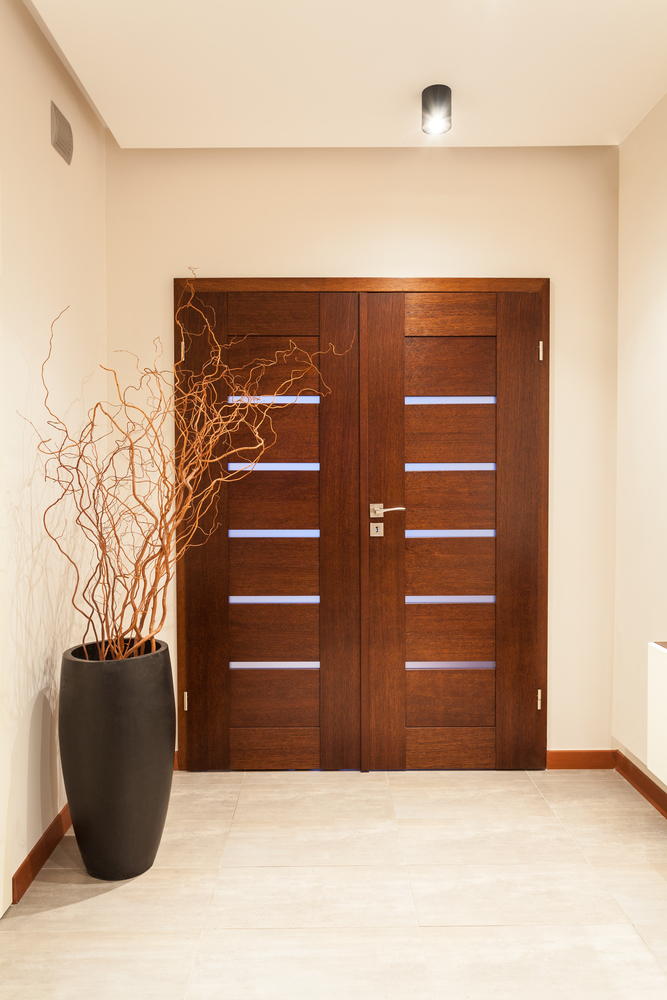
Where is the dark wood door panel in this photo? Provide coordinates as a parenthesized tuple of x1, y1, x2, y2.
(405, 293, 497, 337)
(176, 290, 229, 771)
(231, 404, 319, 462)
(228, 292, 320, 338)
(366, 293, 406, 771)
(406, 472, 495, 529)
(405, 405, 496, 462)
(228, 472, 319, 528)
(230, 669, 320, 727)
(406, 669, 495, 727)
(227, 336, 321, 395)
(229, 604, 319, 660)
(405, 537, 495, 595)
(405, 337, 496, 395)
(229, 538, 319, 595)
(230, 728, 320, 769)
(406, 604, 495, 660)
(406, 728, 496, 768)
(319, 293, 361, 770)
(176, 279, 548, 774)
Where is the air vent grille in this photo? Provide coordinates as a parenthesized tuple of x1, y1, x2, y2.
(50, 102, 73, 164)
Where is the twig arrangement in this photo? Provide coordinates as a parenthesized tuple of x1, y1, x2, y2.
(39, 282, 328, 660)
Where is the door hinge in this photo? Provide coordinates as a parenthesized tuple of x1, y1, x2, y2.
(183, 691, 188, 712)
(537, 688, 542, 711)
(538, 341, 544, 361)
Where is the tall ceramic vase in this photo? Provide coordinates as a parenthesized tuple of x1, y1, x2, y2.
(59, 640, 175, 880)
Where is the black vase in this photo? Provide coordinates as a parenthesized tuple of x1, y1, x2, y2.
(59, 640, 176, 880)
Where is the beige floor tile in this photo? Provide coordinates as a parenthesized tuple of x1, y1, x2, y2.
(555, 810, 667, 856)
(390, 784, 555, 820)
(397, 816, 585, 865)
(532, 778, 648, 811)
(232, 783, 395, 825)
(153, 819, 232, 868)
(206, 865, 419, 928)
(241, 769, 388, 785)
(528, 768, 625, 784)
(221, 819, 405, 866)
(166, 787, 240, 824)
(171, 770, 245, 787)
(636, 925, 667, 974)
(421, 925, 667, 999)
(388, 770, 534, 788)
(579, 845, 667, 866)
(188, 928, 434, 999)
(593, 867, 667, 923)
(409, 863, 627, 926)
(43, 830, 85, 870)
(0, 866, 217, 934)
(0, 930, 199, 1000)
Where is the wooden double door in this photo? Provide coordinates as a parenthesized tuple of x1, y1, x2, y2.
(176, 278, 549, 772)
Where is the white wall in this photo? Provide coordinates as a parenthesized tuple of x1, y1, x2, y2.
(0, 0, 106, 914)
(105, 140, 620, 754)
(614, 91, 667, 765)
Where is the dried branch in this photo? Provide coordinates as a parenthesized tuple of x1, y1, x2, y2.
(39, 280, 336, 660)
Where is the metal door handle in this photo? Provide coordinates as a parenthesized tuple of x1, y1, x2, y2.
(369, 503, 406, 518)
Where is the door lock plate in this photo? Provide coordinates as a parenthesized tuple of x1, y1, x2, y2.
(370, 523, 384, 537)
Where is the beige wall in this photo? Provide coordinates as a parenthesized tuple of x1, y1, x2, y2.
(105, 140, 620, 755)
(0, 0, 107, 914)
(615, 91, 667, 765)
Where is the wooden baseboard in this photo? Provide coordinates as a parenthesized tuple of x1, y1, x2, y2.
(12, 804, 71, 904)
(174, 750, 179, 770)
(546, 749, 617, 769)
(615, 750, 667, 822)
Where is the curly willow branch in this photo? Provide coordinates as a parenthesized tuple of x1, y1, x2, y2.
(39, 280, 346, 660)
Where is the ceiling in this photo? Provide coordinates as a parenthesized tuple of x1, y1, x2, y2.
(26, 0, 667, 149)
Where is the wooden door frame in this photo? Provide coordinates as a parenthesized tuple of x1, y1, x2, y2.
(174, 277, 549, 771)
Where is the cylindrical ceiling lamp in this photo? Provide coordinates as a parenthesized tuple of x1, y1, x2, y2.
(422, 84, 452, 135)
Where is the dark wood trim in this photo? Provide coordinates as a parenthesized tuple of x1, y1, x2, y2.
(176, 278, 548, 294)
(12, 804, 71, 904)
(615, 751, 667, 822)
(547, 750, 616, 769)
(495, 285, 549, 769)
(174, 750, 179, 769)
(359, 293, 370, 772)
(367, 293, 406, 770)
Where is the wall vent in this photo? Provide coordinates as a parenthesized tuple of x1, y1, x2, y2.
(50, 102, 73, 164)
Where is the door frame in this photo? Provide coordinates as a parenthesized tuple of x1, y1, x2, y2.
(174, 277, 549, 771)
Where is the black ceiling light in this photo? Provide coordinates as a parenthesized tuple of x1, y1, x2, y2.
(422, 84, 452, 135)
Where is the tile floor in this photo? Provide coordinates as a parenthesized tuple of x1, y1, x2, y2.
(3, 768, 667, 997)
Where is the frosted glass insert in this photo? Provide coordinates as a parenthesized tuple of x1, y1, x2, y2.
(405, 595, 496, 604)
(229, 529, 320, 538)
(229, 596, 320, 604)
(405, 463, 496, 471)
(406, 529, 496, 538)
(228, 395, 319, 404)
(406, 661, 496, 670)
(405, 396, 496, 404)
(227, 462, 320, 471)
(229, 662, 320, 670)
